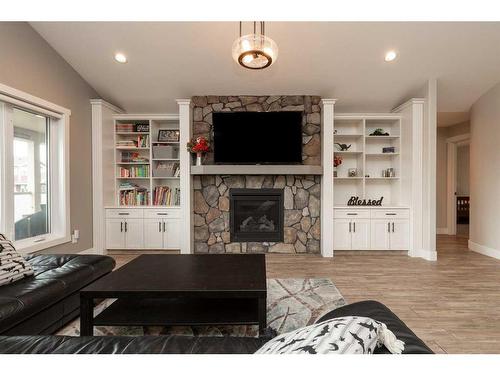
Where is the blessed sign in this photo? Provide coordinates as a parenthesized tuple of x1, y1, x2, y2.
(347, 196, 384, 206)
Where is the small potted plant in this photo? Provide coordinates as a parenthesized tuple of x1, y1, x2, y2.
(334, 155, 342, 177)
(187, 136, 210, 166)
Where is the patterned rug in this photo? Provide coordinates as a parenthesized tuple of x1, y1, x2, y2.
(57, 278, 346, 337)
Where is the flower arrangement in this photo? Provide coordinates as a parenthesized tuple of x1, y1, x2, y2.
(187, 136, 210, 166)
(334, 155, 343, 168)
(187, 136, 210, 154)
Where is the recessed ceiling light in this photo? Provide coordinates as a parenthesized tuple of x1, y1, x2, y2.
(114, 53, 127, 63)
(384, 50, 397, 62)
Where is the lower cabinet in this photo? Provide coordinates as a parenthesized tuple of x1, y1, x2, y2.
(143, 218, 180, 249)
(334, 208, 410, 251)
(105, 208, 180, 250)
(333, 219, 370, 250)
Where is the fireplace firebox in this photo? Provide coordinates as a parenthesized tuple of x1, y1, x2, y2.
(229, 189, 284, 242)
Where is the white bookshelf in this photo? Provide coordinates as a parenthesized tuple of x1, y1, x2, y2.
(333, 115, 403, 206)
(113, 115, 182, 207)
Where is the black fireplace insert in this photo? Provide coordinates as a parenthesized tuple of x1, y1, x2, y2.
(229, 189, 284, 242)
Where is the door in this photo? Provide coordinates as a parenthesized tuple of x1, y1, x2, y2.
(164, 219, 181, 249)
(390, 220, 410, 250)
(351, 219, 370, 250)
(144, 219, 164, 249)
(333, 219, 351, 250)
(105, 219, 125, 249)
(370, 220, 391, 250)
(124, 219, 144, 249)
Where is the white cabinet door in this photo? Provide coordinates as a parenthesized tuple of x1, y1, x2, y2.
(125, 219, 144, 249)
(390, 220, 410, 250)
(164, 219, 181, 249)
(351, 219, 370, 250)
(143, 219, 164, 249)
(370, 220, 391, 250)
(106, 219, 125, 249)
(333, 219, 352, 250)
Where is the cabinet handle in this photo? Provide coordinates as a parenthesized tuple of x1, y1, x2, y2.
(385, 213, 397, 216)
(125, 222, 128, 232)
(157, 213, 168, 216)
(120, 222, 123, 232)
(392, 222, 395, 232)
(163, 222, 166, 232)
(118, 212, 130, 216)
(353, 222, 356, 232)
(347, 213, 358, 216)
(159, 222, 162, 232)
(387, 222, 390, 233)
(349, 222, 351, 233)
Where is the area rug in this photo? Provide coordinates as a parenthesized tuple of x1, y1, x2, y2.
(56, 278, 346, 337)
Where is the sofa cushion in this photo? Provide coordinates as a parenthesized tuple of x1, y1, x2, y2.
(0, 335, 269, 354)
(0, 234, 34, 287)
(0, 254, 115, 334)
(316, 300, 432, 354)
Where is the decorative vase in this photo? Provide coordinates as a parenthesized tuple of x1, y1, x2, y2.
(196, 152, 203, 166)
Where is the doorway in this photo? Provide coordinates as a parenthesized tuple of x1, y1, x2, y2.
(447, 134, 470, 237)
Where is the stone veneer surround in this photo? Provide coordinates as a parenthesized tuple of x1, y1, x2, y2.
(191, 95, 322, 254)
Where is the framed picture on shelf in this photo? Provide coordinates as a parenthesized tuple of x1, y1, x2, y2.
(158, 129, 180, 142)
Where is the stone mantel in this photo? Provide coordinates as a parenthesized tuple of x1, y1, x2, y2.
(191, 165, 323, 175)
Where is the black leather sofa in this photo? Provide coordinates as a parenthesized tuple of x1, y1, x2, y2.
(0, 254, 115, 335)
(0, 300, 432, 354)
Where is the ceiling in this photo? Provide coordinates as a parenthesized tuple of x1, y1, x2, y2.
(30, 22, 500, 114)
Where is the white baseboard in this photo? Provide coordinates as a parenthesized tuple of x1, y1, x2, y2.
(78, 247, 105, 255)
(409, 248, 437, 261)
(468, 240, 500, 260)
(436, 227, 449, 235)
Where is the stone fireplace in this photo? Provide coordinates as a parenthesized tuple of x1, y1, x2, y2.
(230, 189, 284, 243)
(191, 95, 322, 254)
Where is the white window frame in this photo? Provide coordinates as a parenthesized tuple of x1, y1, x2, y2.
(0, 83, 71, 254)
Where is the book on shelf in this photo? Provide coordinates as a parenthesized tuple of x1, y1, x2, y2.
(118, 183, 149, 206)
(153, 186, 180, 206)
(118, 165, 150, 178)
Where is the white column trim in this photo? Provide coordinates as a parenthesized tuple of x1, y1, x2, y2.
(320, 98, 337, 257)
(177, 99, 193, 254)
(91, 99, 123, 255)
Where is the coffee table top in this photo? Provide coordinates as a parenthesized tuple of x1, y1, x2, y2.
(81, 254, 266, 298)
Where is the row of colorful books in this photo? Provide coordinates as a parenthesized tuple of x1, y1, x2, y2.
(153, 186, 180, 206)
(116, 135, 149, 148)
(119, 187, 149, 206)
(118, 165, 150, 178)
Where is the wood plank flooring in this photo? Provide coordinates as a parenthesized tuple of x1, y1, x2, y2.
(110, 235, 500, 354)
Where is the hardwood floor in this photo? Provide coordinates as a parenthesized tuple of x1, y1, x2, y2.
(110, 235, 500, 354)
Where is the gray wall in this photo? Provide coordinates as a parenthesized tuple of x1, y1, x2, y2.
(0, 22, 99, 253)
(436, 121, 470, 230)
(470, 82, 500, 252)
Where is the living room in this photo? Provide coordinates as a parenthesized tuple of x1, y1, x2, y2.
(1, 0, 500, 372)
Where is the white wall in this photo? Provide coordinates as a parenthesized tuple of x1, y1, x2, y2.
(456, 144, 469, 195)
(469, 82, 500, 258)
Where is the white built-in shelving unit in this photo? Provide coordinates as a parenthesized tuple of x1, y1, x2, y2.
(333, 115, 403, 207)
(113, 115, 182, 208)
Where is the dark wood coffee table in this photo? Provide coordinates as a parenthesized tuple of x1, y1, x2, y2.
(80, 254, 267, 336)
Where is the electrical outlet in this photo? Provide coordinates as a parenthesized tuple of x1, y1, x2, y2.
(72, 229, 80, 244)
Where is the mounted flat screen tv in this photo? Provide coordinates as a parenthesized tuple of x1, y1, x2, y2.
(213, 111, 303, 164)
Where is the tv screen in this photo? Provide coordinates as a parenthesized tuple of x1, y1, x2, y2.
(213, 111, 303, 164)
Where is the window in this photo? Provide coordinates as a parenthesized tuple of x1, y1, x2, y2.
(0, 83, 70, 253)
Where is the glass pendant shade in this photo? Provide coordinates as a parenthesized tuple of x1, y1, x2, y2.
(232, 33, 278, 70)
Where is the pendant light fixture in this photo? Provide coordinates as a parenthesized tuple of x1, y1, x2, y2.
(232, 22, 278, 70)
